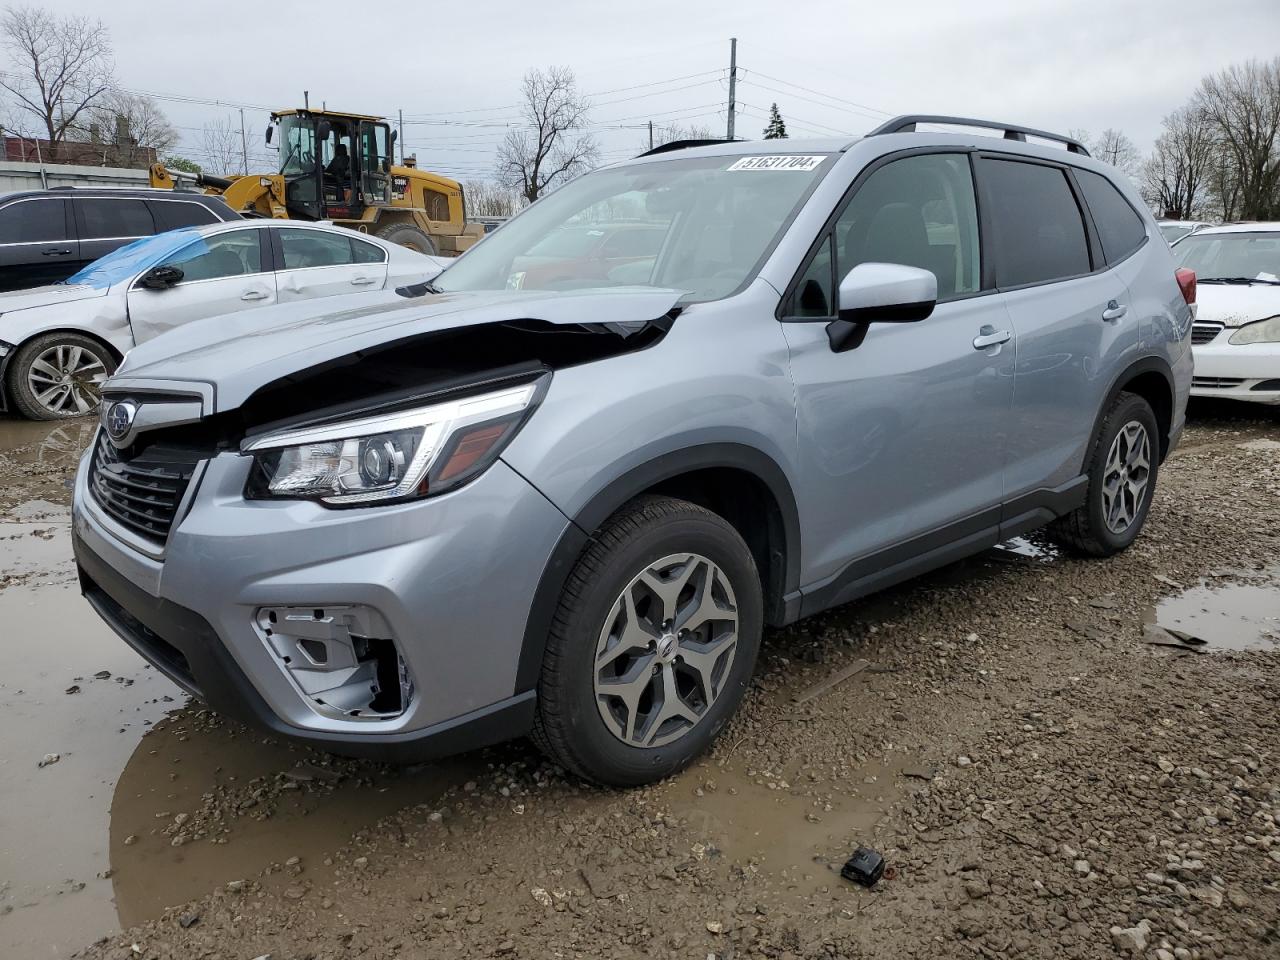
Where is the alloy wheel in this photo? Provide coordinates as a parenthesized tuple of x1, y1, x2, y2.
(593, 552, 739, 748)
(26, 344, 108, 416)
(1102, 420, 1151, 534)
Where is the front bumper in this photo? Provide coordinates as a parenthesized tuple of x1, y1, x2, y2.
(72, 445, 570, 760)
(1190, 340, 1280, 405)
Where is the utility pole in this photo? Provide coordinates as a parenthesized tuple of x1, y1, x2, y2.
(398, 109, 404, 165)
(304, 90, 310, 111)
(648, 120, 653, 151)
(726, 37, 737, 141)
(239, 108, 248, 175)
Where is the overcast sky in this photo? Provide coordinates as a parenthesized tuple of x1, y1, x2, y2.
(20, 0, 1280, 182)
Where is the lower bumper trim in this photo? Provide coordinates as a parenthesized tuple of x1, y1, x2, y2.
(73, 531, 536, 762)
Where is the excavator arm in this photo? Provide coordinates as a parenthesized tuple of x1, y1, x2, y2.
(148, 163, 290, 219)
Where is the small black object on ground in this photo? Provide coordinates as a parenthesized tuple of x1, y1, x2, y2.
(841, 846, 886, 887)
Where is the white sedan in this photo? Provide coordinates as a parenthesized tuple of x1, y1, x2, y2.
(1175, 223, 1280, 406)
(0, 220, 445, 419)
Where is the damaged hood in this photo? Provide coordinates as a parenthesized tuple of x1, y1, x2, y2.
(0, 283, 107, 316)
(115, 286, 683, 412)
(1194, 284, 1280, 327)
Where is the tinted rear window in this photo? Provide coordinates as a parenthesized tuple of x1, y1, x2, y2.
(151, 199, 222, 232)
(1077, 170, 1146, 263)
(79, 198, 155, 239)
(0, 198, 66, 243)
(982, 159, 1091, 287)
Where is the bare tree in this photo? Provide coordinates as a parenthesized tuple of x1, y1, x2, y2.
(463, 179, 523, 217)
(80, 91, 176, 167)
(1090, 128, 1141, 177)
(195, 116, 243, 176)
(1143, 106, 1216, 219)
(0, 5, 114, 160)
(1194, 57, 1280, 220)
(640, 121, 713, 152)
(495, 67, 598, 203)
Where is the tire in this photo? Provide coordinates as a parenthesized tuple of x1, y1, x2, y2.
(373, 222, 437, 256)
(532, 495, 763, 786)
(1049, 391, 1160, 557)
(6, 332, 117, 421)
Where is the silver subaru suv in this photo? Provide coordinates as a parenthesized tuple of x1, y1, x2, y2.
(73, 116, 1193, 786)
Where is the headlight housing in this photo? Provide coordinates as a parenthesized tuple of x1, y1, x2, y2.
(243, 380, 540, 505)
(1229, 315, 1280, 345)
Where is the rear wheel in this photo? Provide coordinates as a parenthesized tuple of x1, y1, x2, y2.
(1049, 391, 1160, 557)
(6, 332, 117, 421)
(532, 496, 763, 786)
(373, 222, 437, 255)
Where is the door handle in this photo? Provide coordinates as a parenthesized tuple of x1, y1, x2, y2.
(972, 328, 1012, 350)
(1102, 300, 1128, 322)
(241, 290, 269, 301)
(41, 247, 72, 256)
(349, 276, 376, 286)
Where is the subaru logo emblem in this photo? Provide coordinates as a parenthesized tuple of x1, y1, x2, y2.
(105, 400, 137, 441)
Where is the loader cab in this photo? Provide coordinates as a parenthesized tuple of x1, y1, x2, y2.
(270, 109, 395, 221)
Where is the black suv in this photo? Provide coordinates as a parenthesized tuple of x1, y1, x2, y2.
(0, 188, 240, 292)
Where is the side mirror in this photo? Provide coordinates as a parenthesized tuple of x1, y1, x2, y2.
(316, 120, 332, 141)
(826, 263, 937, 352)
(264, 124, 273, 144)
(139, 264, 184, 290)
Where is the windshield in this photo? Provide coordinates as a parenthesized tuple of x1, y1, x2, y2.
(1174, 232, 1280, 281)
(278, 115, 316, 177)
(1160, 223, 1193, 244)
(436, 153, 832, 302)
(65, 229, 204, 289)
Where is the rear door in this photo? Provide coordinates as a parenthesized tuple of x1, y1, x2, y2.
(974, 155, 1134, 502)
(0, 197, 77, 291)
(125, 227, 276, 343)
(73, 197, 157, 274)
(273, 227, 389, 302)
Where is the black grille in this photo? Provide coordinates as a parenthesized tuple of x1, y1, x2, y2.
(1191, 376, 1245, 389)
(89, 432, 198, 543)
(1191, 322, 1223, 345)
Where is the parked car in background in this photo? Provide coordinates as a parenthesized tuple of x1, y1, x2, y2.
(73, 116, 1191, 786)
(1175, 223, 1280, 405)
(1159, 219, 1211, 245)
(0, 220, 444, 419)
(0, 188, 240, 292)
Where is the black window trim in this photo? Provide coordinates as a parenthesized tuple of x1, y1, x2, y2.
(1067, 166, 1150, 269)
(971, 151, 1106, 294)
(0, 195, 73, 245)
(778, 146, 993, 322)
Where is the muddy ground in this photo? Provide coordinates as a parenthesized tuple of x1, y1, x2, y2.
(0, 401, 1277, 960)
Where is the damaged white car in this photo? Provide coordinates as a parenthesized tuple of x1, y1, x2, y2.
(0, 220, 444, 420)
(1177, 224, 1280, 405)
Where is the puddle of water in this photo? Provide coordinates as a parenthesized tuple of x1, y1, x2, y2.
(1148, 570, 1280, 653)
(661, 758, 902, 898)
(0, 417, 96, 466)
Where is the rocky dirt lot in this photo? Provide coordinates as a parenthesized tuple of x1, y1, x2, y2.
(1, 403, 1277, 960)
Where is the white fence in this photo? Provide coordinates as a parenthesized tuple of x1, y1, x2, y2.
(0, 160, 150, 193)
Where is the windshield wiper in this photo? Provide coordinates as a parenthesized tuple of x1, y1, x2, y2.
(1198, 276, 1280, 285)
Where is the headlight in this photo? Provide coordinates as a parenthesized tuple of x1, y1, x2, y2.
(243, 381, 540, 505)
(1229, 315, 1280, 345)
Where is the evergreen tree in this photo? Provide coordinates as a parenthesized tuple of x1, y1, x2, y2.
(762, 103, 788, 139)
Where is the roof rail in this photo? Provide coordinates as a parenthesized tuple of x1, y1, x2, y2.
(638, 138, 739, 157)
(867, 115, 1090, 156)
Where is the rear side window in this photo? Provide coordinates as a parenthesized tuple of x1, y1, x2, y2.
(1076, 169, 1146, 263)
(151, 200, 222, 232)
(79, 198, 155, 240)
(981, 159, 1090, 288)
(279, 228, 354, 269)
(351, 237, 385, 263)
(0, 198, 67, 243)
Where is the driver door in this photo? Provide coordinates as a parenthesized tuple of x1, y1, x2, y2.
(126, 228, 277, 344)
(358, 121, 392, 206)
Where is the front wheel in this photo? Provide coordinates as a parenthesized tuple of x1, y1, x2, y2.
(1049, 391, 1160, 557)
(6, 332, 117, 421)
(532, 496, 763, 786)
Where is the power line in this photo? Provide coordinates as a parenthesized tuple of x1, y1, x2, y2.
(738, 68, 892, 120)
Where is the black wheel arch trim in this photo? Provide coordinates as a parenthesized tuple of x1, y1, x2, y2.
(1085, 355, 1177, 468)
(513, 442, 803, 693)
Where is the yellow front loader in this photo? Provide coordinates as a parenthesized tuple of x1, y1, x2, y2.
(150, 108, 482, 256)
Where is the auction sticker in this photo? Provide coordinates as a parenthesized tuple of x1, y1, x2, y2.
(727, 155, 826, 171)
